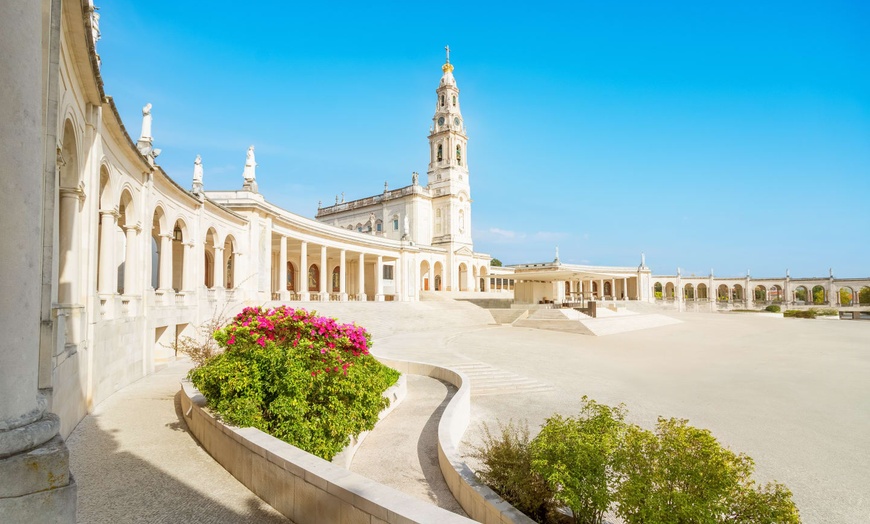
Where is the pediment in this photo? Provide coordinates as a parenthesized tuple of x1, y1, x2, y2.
(454, 246, 474, 256)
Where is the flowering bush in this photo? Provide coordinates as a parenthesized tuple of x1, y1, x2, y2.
(189, 306, 400, 460)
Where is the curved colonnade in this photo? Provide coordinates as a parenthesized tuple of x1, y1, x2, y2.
(652, 275, 870, 309)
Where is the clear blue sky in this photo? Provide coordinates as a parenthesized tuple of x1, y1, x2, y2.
(98, 1, 869, 278)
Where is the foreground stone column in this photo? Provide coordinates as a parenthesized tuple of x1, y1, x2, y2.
(375, 255, 384, 301)
(298, 241, 309, 301)
(358, 253, 367, 301)
(97, 210, 117, 295)
(339, 249, 347, 301)
(319, 246, 328, 301)
(278, 236, 288, 299)
(213, 247, 224, 288)
(0, 2, 76, 520)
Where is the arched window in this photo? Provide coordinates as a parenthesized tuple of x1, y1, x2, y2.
(308, 264, 319, 292)
(456, 145, 462, 165)
(440, 94, 444, 106)
(286, 262, 296, 291)
(437, 144, 443, 162)
(332, 266, 340, 292)
(452, 95, 457, 106)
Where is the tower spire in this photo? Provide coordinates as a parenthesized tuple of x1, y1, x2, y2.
(442, 44, 454, 73)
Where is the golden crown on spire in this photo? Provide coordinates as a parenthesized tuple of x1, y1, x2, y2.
(442, 44, 454, 73)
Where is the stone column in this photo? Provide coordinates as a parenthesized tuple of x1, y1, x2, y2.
(278, 236, 288, 300)
(339, 249, 347, 301)
(0, 1, 76, 519)
(358, 253, 367, 301)
(376, 255, 384, 301)
(57, 187, 83, 304)
(123, 226, 139, 295)
(319, 246, 328, 301)
(599, 279, 605, 300)
(158, 233, 172, 291)
(97, 210, 117, 295)
(213, 247, 224, 288)
(183, 242, 194, 292)
(298, 241, 309, 301)
(623, 277, 628, 300)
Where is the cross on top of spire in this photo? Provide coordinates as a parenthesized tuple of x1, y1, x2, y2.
(445, 45, 450, 64)
(442, 45, 454, 74)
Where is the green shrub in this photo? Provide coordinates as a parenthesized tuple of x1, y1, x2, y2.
(470, 420, 556, 522)
(765, 304, 781, 313)
(530, 397, 626, 524)
(784, 309, 816, 319)
(473, 399, 801, 524)
(815, 308, 838, 316)
(189, 306, 399, 460)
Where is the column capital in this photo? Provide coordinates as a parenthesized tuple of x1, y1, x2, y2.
(99, 207, 119, 218)
(59, 184, 85, 200)
(124, 223, 142, 233)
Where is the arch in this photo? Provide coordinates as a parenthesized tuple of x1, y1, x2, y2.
(732, 284, 744, 300)
(116, 189, 135, 294)
(664, 282, 674, 299)
(697, 283, 708, 299)
(96, 166, 115, 295)
(769, 285, 783, 302)
(151, 207, 168, 290)
(458, 263, 469, 291)
(58, 119, 83, 305)
(456, 144, 462, 165)
(203, 227, 218, 288)
(356, 223, 363, 232)
(859, 286, 870, 305)
(286, 261, 297, 292)
(839, 286, 854, 306)
(332, 265, 341, 292)
(754, 285, 767, 302)
(437, 144, 443, 162)
(793, 285, 809, 303)
(171, 218, 188, 292)
(420, 260, 431, 291)
(811, 285, 826, 305)
(717, 284, 729, 301)
(308, 264, 319, 292)
(479, 265, 488, 292)
(683, 283, 694, 300)
(604, 281, 613, 297)
(433, 261, 444, 291)
(375, 219, 383, 233)
(653, 282, 663, 299)
(224, 235, 236, 289)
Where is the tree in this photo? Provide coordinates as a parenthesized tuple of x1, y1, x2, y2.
(530, 397, 626, 524)
(839, 288, 853, 306)
(615, 417, 800, 524)
(812, 286, 825, 305)
(491, 258, 503, 267)
(860, 286, 870, 305)
(794, 288, 807, 302)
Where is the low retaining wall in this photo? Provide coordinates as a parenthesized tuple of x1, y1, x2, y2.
(180, 358, 534, 524)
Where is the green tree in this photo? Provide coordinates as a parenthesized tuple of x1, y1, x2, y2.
(860, 286, 870, 305)
(812, 286, 825, 305)
(615, 417, 800, 524)
(491, 258, 503, 267)
(530, 397, 626, 524)
(839, 288, 853, 306)
(794, 288, 807, 302)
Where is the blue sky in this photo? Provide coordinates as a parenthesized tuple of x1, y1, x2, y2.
(98, 1, 869, 278)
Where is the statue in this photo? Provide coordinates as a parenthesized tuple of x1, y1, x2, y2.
(140, 103, 152, 141)
(384, 181, 389, 193)
(193, 154, 203, 183)
(91, 8, 101, 44)
(243, 145, 257, 182)
(369, 212, 377, 233)
(335, 195, 339, 205)
(341, 192, 345, 203)
(554, 246, 560, 263)
(412, 172, 419, 185)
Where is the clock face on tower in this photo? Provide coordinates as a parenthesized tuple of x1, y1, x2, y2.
(438, 117, 445, 126)
(454, 117, 460, 126)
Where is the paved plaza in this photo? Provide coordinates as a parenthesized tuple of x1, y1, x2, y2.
(68, 303, 869, 523)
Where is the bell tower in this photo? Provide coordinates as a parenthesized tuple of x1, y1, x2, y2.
(428, 45, 472, 249)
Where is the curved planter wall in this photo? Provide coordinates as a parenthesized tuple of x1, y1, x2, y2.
(180, 357, 534, 523)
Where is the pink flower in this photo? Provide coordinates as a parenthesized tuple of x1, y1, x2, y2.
(227, 335, 236, 345)
(256, 336, 266, 347)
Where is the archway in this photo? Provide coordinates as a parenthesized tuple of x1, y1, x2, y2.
(96, 166, 115, 295)
(308, 264, 319, 292)
(697, 283, 708, 299)
(204, 228, 217, 288)
(58, 119, 83, 305)
(420, 260, 431, 291)
(812, 285, 826, 305)
(224, 235, 236, 289)
(839, 287, 854, 306)
(733, 284, 744, 301)
(793, 285, 809, 303)
(754, 285, 767, 302)
(717, 284, 729, 301)
(332, 266, 340, 293)
(479, 265, 489, 292)
(433, 261, 443, 291)
(604, 281, 612, 298)
(859, 286, 870, 305)
(683, 283, 694, 300)
(116, 190, 135, 294)
(664, 282, 674, 299)
(769, 285, 783, 302)
(286, 262, 296, 292)
(458, 263, 469, 291)
(151, 207, 167, 290)
(172, 219, 188, 292)
(654, 282, 663, 299)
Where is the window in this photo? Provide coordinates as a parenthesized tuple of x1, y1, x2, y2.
(383, 265, 394, 280)
(452, 95, 456, 106)
(456, 145, 462, 165)
(393, 218, 399, 230)
(332, 266, 340, 292)
(308, 264, 319, 291)
(286, 262, 296, 291)
(440, 94, 444, 107)
(376, 222, 382, 232)
(437, 144, 443, 162)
